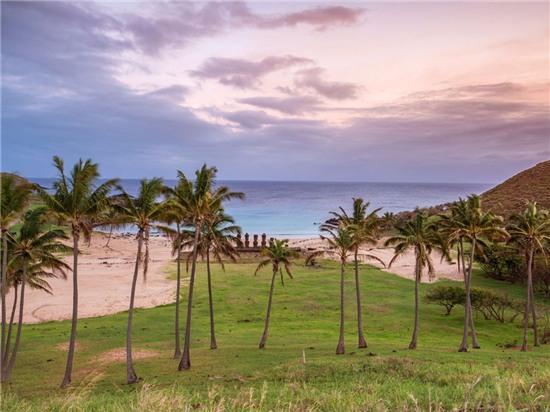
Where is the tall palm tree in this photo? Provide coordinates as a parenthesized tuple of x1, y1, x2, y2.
(323, 199, 384, 348)
(175, 165, 244, 370)
(441, 196, 507, 352)
(38, 156, 117, 388)
(508, 202, 550, 351)
(254, 239, 297, 349)
(115, 178, 170, 384)
(385, 213, 437, 349)
(0, 174, 34, 374)
(201, 208, 241, 349)
(321, 224, 355, 354)
(2, 207, 70, 381)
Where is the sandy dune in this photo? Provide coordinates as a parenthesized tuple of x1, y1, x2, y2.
(5, 233, 462, 324)
(5, 233, 175, 324)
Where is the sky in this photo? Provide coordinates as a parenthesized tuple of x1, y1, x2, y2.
(1, 1, 549, 183)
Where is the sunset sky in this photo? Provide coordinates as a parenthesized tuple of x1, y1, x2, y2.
(2, 1, 549, 182)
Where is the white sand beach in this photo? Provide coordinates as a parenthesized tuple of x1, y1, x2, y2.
(5, 233, 463, 324)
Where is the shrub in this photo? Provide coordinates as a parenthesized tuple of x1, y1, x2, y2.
(425, 286, 522, 322)
(425, 286, 465, 315)
(478, 243, 523, 283)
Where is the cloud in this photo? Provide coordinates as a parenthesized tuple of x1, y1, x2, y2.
(125, 3, 364, 54)
(191, 55, 314, 89)
(238, 96, 321, 115)
(294, 67, 359, 100)
(256, 5, 364, 30)
(145, 85, 188, 103)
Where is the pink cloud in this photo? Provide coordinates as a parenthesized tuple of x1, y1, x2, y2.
(126, 3, 364, 55)
(294, 67, 359, 100)
(191, 55, 314, 89)
(238, 95, 321, 115)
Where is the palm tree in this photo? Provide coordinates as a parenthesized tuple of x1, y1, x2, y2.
(323, 199, 384, 348)
(0, 174, 34, 375)
(115, 178, 170, 383)
(321, 224, 355, 354)
(508, 202, 550, 351)
(254, 239, 297, 349)
(2, 207, 70, 381)
(201, 208, 241, 349)
(174, 165, 244, 370)
(385, 213, 437, 349)
(38, 156, 117, 388)
(441, 196, 507, 352)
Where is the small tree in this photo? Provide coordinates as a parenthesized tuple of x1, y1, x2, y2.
(385, 213, 437, 349)
(254, 240, 297, 349)
(38, 156, 117, 388)
(508, 202, 550, 350)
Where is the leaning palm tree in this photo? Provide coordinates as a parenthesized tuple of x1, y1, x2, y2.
(0, 174, 34, 375)
(115, 178, 170, 384)
(254, 239, 297, 349)
(174, 165, 244, 370)
(2, 207, 70, 381)
(38, 156, 117, 388)
(201, 207, 241, 349)
(441, 195, 507, 352)
(321, 224, 355, 354)
(323, 199, 385, 348)
(508, 202, 550, 351)
(385, 213, 437, 349)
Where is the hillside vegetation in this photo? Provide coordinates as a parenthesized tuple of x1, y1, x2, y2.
(481, 160, 550, 216)
(2, 261, 549, 411)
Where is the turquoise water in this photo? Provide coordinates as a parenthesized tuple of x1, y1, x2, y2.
(31, 179, 491, 237)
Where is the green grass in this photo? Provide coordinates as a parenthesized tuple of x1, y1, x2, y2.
(2, 260, 549, 411)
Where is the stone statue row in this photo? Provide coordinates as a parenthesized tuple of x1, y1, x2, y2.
(236, 233, 274, 248)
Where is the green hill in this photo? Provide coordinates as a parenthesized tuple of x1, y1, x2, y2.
(481, 160, 550, 216)
(3, 260, 549, 411)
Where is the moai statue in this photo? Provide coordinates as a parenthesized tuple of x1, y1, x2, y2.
(261, 233, 267, 247)
(253, 234, 259, 247)
(236, 232, 243, 247)
(269, 237, 274, 246)
(244, 233, 250, 248)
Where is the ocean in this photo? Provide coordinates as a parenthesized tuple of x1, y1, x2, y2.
(31, 179, 492, 237)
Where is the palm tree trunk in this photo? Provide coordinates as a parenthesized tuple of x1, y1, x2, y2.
(142, 229, 150, 281)
(521, 245, 534, 351)
(456, 244, 461, 273)
(468, 239, 480, 349)
(60, 231, 79, 388)
(3, 284, 18, 366)
(259, 268, 277, 349)
(354, 247, 367, 348)
(529, 273, 539, 346)
(459, 238, 478, 351)
(105, 225, 113, 248)
(206, 248, 217, 350)
(4, 262, 25, 381)
(336, 259, 345, 354)
(173, 223, 182, 359)
(178, 224, 201, 371)
(1, 231, 8, 377)
(126, 231, 143, 383)
(409, 257, 420, 350)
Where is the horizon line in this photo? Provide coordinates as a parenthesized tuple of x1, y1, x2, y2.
(25, 176, 496, 186)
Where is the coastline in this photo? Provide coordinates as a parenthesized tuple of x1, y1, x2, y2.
(6, 232, 463, 325)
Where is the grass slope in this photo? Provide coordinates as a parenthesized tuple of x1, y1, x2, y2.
(481, 160, 550, 216)
(2, 260, 549, 411)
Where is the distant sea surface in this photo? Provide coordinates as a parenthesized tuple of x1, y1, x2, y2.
(31, 179, 492, 237)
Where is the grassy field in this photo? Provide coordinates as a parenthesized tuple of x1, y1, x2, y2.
(2, 259, 549, 411)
